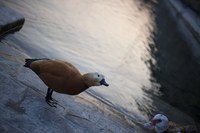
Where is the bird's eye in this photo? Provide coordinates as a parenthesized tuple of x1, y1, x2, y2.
(158, 119, 162, 123)
(97, 75, 100, 77)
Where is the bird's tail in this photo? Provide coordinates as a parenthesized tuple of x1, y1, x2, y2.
(24, 59, 38, 68)
(24, 58, 49, 68)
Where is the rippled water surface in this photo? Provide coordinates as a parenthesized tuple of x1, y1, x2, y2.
(2, 0, 198, 123)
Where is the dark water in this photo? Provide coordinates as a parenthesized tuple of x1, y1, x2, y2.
(144, 1, 200, 122)
(1, 0, 199, 124)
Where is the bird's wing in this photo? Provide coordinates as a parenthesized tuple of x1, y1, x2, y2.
(30, 60, 81, 78)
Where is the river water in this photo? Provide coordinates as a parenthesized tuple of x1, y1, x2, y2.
(1, 0, 199, 124)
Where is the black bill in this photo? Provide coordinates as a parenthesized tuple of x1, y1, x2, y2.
(100, 78, 109, 87)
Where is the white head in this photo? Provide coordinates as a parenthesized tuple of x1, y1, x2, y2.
(151, 114, 169, 133)
(82, 72, 109, 87)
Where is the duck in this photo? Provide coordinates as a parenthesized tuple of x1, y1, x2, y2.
(144, 114, 198, 133)
(24, 58, 109, 107)
(143, 114, 169, 133)
(152, 114, 169, 133)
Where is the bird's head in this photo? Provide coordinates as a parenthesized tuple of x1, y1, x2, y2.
(151, 114, 169, 133)
(83, 72, 109, 87)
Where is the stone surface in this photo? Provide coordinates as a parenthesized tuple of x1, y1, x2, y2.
(0, 5, 24, 38)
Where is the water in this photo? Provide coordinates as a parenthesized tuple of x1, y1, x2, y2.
(1, 0, 198, 124)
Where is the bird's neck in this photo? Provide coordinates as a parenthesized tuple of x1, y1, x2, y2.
(81, 76, 90, 90)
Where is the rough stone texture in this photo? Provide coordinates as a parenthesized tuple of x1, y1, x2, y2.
(0, 5, 25, 38)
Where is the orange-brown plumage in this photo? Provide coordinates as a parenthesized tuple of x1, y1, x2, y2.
(24, 59, 109, 107)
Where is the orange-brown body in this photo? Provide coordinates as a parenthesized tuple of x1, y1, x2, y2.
(29, 60, 88, 95)
(24, 58, 108, 107)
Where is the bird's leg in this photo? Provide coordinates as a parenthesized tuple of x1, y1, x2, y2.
(45, 88, 57, 107)
(49, 89, 58, 103)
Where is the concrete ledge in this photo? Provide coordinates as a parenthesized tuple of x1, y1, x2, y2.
(0, 5, 25, 39)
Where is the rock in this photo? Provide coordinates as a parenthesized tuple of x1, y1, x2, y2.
(0, 5, 25, 39)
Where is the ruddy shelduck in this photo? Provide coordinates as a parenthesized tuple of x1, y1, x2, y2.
(24, 58, 109, 107)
